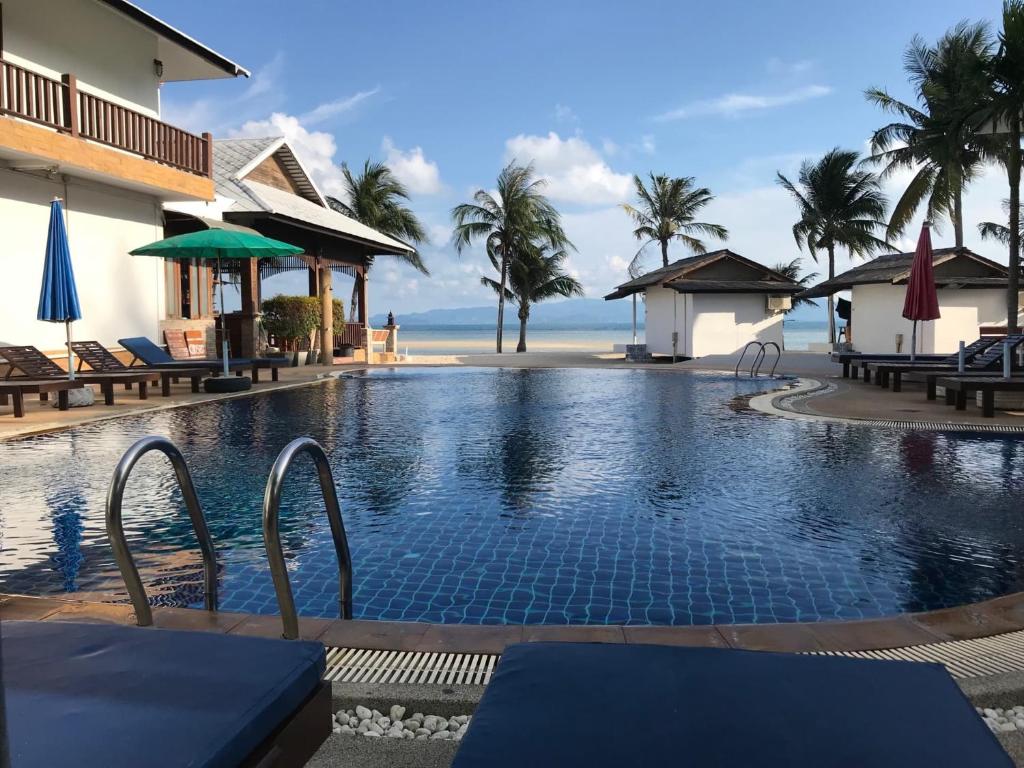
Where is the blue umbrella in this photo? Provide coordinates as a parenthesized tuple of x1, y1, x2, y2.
(37, 198, 82, 379)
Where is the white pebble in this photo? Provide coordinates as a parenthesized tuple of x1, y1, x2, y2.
(430, 731, 452, 741)
(355, 705, 372, 721)
(412, 713, 425, 723)
(363, 731, 381, 738)
(415, 728, 431, 737)
(390, 705, 407, 722)
(371, 709, 384, 721)
(340, 725, 354, 735)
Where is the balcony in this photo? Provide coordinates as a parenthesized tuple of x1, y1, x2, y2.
(0, 57, 211, 178)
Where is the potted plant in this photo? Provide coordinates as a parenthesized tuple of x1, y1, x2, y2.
(260, 295, 320, 366)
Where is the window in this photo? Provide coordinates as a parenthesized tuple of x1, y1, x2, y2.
(164, 260, 212, 319)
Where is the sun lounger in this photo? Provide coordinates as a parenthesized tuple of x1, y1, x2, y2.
(936, 374, 1024, 417)
(4, 620, 329, 767)
(0, 344, 160, 405)
(0, 378, 85, 417)
(70, 340, 208, 396)
(865, 335, 1024, 391)
(832, 351, 949, 379)
(452, 643, 1011, 768)
(120, 336, 285, 383)
(165, 328, 286, 382)
(844, 337, 995, 383)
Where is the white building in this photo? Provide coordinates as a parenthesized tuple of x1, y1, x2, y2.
(605, 250, 802, 358)
(800, 247, 1022, 354)
(0, 0, 246, 359)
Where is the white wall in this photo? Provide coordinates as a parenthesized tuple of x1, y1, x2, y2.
(642, 287, 784, 357)
(2, 0, 162, 115)
(850, 283, 1019, 354)
(0, 169, 164, 355)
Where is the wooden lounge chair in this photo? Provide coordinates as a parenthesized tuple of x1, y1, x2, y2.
(163, 329, 286, 383)
(0, 345, 160, 405)
(936, 374, 1024, 417)
(119, 335, 252, 376)
(4, 620, 329, 768)
(832, 350, 949, 380)
(0, 378, 85, 417)
(846, 337, 995, 383)
(865, 335, 1024, 392)
(70, 341, 208, 396)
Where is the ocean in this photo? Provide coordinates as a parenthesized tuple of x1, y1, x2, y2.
(393, 321, 830, 356)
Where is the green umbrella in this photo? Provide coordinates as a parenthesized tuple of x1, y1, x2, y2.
(131, 228, 303, 376)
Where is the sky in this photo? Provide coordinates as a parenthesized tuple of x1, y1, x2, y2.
(149, 0, 1007, 318)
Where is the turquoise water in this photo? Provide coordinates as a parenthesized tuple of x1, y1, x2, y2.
(395, 321, 830, 355)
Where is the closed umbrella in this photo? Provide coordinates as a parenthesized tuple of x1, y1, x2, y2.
(902, 222, 941, 362)
(37, 198, 82, 379)
(130, 229, 303, 376)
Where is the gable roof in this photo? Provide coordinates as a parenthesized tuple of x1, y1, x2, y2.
(211, 137, 412, 256)
(604, 250, 801, 300)
(97, 0, 249, 80)
(799, 247, 1009, 299)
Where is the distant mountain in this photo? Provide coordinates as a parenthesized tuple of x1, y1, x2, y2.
(373, 298, 641, 328)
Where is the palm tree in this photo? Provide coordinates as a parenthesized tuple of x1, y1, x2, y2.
(482, 242, 583, 353)
(771, 259, 820, 313)
(327, 159, 428, 321)
(979, 199, 1024, 251)
(977, 1, 1024, 332)
(865, 21, 993, 246)
(622, 173, 728, 277)
(452, 162, 572, 353)
(776, 148, 890, 344)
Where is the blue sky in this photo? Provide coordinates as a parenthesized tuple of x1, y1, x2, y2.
(150, 0, 1004, 315)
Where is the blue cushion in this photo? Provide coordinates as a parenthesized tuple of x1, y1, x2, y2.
(118, 336, 175, 365)
(4, 621, 325, 768)
(453, 643, 1011, 768)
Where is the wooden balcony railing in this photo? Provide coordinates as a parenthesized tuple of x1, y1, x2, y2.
(0, 58, 212, 178)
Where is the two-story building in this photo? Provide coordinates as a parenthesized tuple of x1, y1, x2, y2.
(0, 0, 246, 358)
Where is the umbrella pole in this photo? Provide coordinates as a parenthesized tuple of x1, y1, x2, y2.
(218, 253, 229, 377)
(910, 320, 917, 363)
(65, 319, 75, 381)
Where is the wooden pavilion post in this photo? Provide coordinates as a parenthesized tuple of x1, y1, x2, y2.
(319, 260, 333, 365)
(238, 258, 259, 357)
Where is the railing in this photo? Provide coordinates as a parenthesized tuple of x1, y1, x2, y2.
(334, 323, 367, 349)
(0, 58, 212, 177)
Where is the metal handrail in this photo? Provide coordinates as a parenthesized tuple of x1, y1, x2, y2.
(105, 436, 218, 626)
(735, 341, 763, 377)
(263, 437, 353, 640)
(753, 341, 782, 378)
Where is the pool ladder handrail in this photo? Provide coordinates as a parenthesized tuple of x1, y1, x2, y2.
(734, 341, 782, 378)
(752, 341, 781, 378)
(105, 436, 218, 627)
(263, 437, 353, 640)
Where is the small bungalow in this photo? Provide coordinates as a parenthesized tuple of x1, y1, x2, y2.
(799, 247, 1021, 354)
(604, 250, 803, 358)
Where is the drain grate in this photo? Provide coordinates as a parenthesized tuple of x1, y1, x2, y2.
(810, 629, 1024, 679)
(324, 647, 499, 686)
(859, 419, 1024, 433)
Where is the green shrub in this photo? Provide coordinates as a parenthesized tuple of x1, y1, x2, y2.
(260, 295, 320, 343)
(331, 298, 346, 335)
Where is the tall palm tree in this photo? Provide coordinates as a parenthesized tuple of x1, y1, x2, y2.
(771, 259, 820, 313)
(482, 243, 583, 352)
(451, 162, 571, 353)
(865, 21, 993, 246)
(976, 1, 1024, 332)
(327, 159, 428, 321)
(622, 173, 728, 277)
(776, 148, 890, 344)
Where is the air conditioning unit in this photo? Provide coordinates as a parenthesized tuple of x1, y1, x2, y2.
(766, 295, 792, 312)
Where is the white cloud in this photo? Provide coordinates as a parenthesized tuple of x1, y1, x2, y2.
(655, 84, 832, 121)
(554, 103, 579, 125)
(382, 137, 445, 195)
(231, 112, 348, 198)
(503, 132, 632, 206)
(766, 57, 815, 76)
(300, 87, 380, 126)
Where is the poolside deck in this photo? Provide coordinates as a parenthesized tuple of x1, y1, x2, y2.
(7, 589, 1024, 656)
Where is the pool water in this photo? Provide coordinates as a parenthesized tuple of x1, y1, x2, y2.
(1, 367, 1023, 625)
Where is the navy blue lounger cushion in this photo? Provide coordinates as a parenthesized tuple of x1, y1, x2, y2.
(4, 621, 325, 768)
(452, 642, 1011, 768)
(118, 337, 253, 368)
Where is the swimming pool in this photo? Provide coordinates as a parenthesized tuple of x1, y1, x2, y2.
(1, 367, 1023, 625)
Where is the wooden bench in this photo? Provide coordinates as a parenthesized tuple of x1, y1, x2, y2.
(936, 375, 1024, 417)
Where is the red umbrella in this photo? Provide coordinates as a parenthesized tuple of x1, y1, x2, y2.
(902, 222, 941, 361)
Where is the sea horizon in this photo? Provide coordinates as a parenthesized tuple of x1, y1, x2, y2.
(391, 320, 830, 356)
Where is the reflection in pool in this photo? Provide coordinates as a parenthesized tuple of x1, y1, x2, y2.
(1, 367, 1023, 625)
